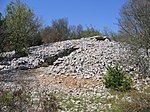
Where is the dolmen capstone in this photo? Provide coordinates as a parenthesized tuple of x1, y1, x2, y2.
(94, 36, 111, 41)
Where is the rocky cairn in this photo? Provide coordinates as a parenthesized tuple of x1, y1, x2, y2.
(45, 37, 141, 78)
(0, 36, 148, 77)
(0, 41, 77, 72)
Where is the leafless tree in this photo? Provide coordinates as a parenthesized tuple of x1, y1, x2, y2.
(52, 18, 70, 40)
(118, 0, 150, 56)
(118, 0, 150, 74)
(70, 24, 83, 39)
(41, 26, 60, 43)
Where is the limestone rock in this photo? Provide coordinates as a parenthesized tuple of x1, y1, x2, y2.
(0, 36, 149, 77)
(0, 65, 4, 70)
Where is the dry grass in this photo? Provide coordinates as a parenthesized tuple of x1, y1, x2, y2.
(38, 74, 102, 89)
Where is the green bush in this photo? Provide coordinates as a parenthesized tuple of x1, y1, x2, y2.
(0, 90, 30, 111)
(81, 25, 102, 38)
(104, 65, 132, 92)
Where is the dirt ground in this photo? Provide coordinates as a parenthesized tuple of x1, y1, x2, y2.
(0, 66, 103, 92)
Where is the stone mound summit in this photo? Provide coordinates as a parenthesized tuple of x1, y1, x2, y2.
(0, 36, 148, 77)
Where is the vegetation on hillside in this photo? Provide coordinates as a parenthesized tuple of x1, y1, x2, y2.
(5, 0, 42, 56)
(41, 18, 102, 43)
(104, 65, 132, 92)
(118, 0, 150, 53)
(109, 0, 150, 75)
(0, 89, 59, 112)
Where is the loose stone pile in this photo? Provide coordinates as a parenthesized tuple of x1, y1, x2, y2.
(0, 36, 149, 76)
(0, 41, 77, 72)
(45, 37, 147, 78)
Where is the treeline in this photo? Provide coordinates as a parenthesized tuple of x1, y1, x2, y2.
(41, 18, 101, 43)
(0, 0, 102, 56)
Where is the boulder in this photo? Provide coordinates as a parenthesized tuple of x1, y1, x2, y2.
(94, 36, 111, 41)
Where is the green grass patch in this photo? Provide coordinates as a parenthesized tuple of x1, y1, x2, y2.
(41, 62, 49, 67)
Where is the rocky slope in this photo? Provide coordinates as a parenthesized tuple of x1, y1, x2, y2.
(0, 36, 149, 76)
(0, 36, 150, 111)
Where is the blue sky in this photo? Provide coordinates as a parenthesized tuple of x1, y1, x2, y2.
(0, 0, 126, 32)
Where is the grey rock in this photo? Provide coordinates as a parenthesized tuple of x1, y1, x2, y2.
(0, 65, 4, 70)
(46, 37, 148, 78)
(0, 36, 149, 78)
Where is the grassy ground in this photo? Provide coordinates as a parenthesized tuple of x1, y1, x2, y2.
(51, 87, 150, 112)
